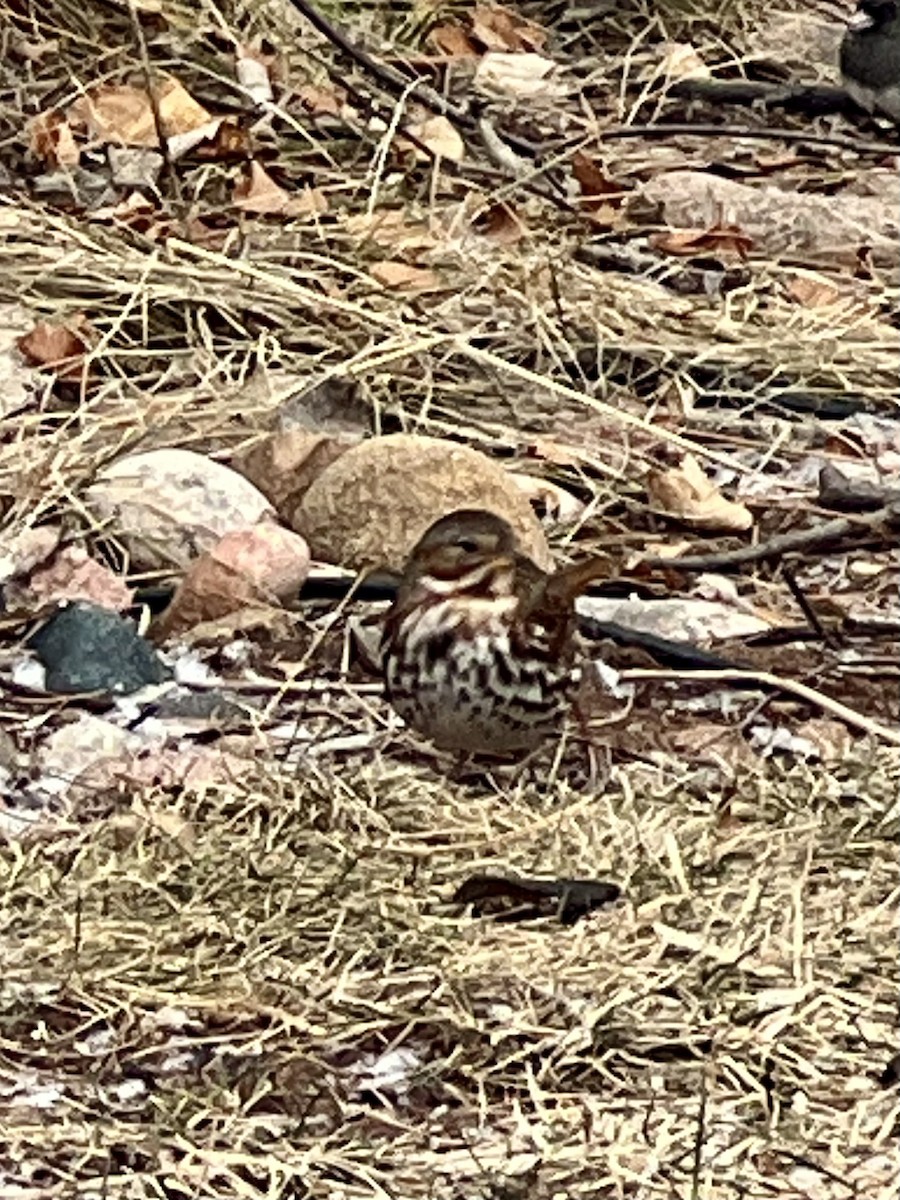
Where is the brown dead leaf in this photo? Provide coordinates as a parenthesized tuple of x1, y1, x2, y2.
(402, 115, 465, 162)
(297, 83, 346, 115)
(471, 4, 547, 51)
(154, 557, 273, 641)
(646, 454, 753, 532)
(232, 430, 359, 514)
(572, 152, 626, 226)
(91, 191, 157, 227)
(29, 110, 80, 168)
(233, 161, 328, 218)
(428, 22, 480, 57)
(68, 78, 212, 147)
(192, 117, 250, 160)
(17, 316, 91, 382)
(154, 523, 309, 639)
(473, 200, 527, 243)
(650, 221, 753, 259)
(345, 209, 439, 253)
(786, 275, 842, 308)
(369, 261, 442, 291)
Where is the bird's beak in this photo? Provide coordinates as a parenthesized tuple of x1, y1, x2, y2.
(847, 9, 876, 30)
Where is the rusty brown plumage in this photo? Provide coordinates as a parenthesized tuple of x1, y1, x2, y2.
(380, 509, 609, 755)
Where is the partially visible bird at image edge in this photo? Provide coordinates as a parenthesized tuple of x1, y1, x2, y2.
(380, 509, 611, 755)
(840, 0, 900, 122)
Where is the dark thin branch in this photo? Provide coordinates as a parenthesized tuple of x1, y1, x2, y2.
(284, 0, 471, 124)
(668, 77, 856, 118)
(126, 0, 184, 210)
(599, 123, 898, 157)
(780, 563, 840, 649)
(282, 0, 574, 213)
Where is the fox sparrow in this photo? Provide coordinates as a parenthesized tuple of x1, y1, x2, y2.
(380, 509, 610, 755)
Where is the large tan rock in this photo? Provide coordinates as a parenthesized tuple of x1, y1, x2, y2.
(290, 433, 551, 572)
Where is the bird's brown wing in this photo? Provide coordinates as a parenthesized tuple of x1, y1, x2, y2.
(516, 554, 612, 659)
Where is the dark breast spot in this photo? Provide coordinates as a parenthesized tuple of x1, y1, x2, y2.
(421, 627, 457, 667)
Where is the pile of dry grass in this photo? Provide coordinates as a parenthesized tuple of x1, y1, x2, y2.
(2, 748, 898, 1196)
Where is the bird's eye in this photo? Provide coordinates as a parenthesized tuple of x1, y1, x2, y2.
(457, 538, 480, 553)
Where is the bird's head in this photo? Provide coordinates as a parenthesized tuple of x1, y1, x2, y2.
(402, 510, 519, 592)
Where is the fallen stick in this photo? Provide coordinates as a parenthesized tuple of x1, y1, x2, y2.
(620, 667, 900, 747)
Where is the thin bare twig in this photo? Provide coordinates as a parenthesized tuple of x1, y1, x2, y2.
(642, 502, 900, 572)
(620, 667, 900, 747)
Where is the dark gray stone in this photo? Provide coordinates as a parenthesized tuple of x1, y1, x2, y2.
(29, 602, 169, 696)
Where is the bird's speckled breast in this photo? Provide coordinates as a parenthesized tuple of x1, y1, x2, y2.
(383, 592, 573, 753)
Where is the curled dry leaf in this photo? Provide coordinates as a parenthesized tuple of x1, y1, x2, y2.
(17, 316, 91, 381)
(646, 454, 753, 532)
(572, 152, 626, 226)
(91, 191, 157, 227)
(369, 261, 442, 291)
(650, 221, 753, 259)
(402, 115, 465, 162)
(508, 473, 585, 522)
(474, 52, 566, 100)
(659, 42, 710, 81)
(786, 275, 842, 308)
(471, 4, 547, 52)
(154, 523, 309, 640)
(233, 161, 328, 218)
(29, 110, 80, 168)
(68, 78, 212, 148)
(428, 22, 480, 57)
(473, 200, 527, 243)
(297, 83, 346, 116)
(345, 209, 438, 252)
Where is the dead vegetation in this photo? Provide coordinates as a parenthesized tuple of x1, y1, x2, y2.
(1, 0, 899, 1196)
